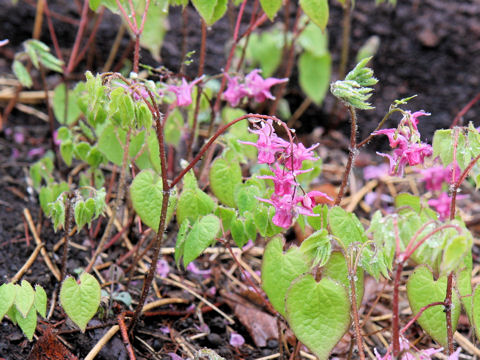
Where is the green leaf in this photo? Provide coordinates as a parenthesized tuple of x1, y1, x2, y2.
(49, 198, 65, 231)
(34, 285, 47, 318)
(307, 204, 329, 230)
(432, 129, 454, 167)
(330, 57, 377, 110)
(441, 235, 470, 275)
(16, 307, 37, 341)
(328, 206, 367, 249)
(175, 219, 190, 268)
(60, 140, 74, 166)
(177, 185, 215, 227)
(230, 219, 247, 248)
(74, 200, 95, 230)
(299, 52, 331, 105)
(215, 206, 236, 232)
(298, 23, 329, 57)
(192, 0, 228, 25)
(0, 283, 17, 322)
(285, 275, 350, 360)
(394, 193, 421, 213)
(136, 0, 169, 60)
(299, 229, 331, 267)
(183, 215, 220, 267)
(259, 0, 282, 20)
(12, 60, 32, 88)
(299, 0, 329, 30)
(261, 237, 311, 316)
(165, 108, 183, 146)
(52, 83, 82, 125)
(472, 285, 480, 342)
(209, 158, 243, 208)
(322, 251, 364, 308)
(457, 254, 473, 322)
(130, 170, 177, 231)
(234, 184, 260, 215)
(406, 265, 460, 347)
(15, 280, 35, 318)
(60, 273, 101, 332)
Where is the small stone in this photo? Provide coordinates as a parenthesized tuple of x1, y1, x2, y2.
(417, 28, 440, 47)
(207, 333, 223, 347)
(266, 339, 278, 349)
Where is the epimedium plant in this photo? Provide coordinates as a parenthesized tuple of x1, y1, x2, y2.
(3, 0, 480, 359)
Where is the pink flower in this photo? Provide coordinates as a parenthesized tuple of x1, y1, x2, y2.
(373, 128, 409, 149)
(167, 77, 203, 107)
(239, 120, 289, 164)
(301, 191, 333, 211)
(186, 262, 211, 278)
(117, 82, 149, 101)
(223, 74, 248, 107)
(407, 110, 430, 131)
(259, 192, 321, 229)
(374, 336, 443, 360)
(229, 333, 245, 347)
(244, 69, 288, 103)
(419, 163, 461, 192)
(428, 192, 467, 220)
(282, 142, 319, 170)
(156, 259, 170, 278)
(258, 164, 298, 196)
(373, 110, 432, 176)
(363, 163, 390, 180)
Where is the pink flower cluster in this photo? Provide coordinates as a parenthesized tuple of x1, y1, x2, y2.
(241, 120, 332, 228)
(420, 163, 460, 192)
(223, 69, 288, 107)
(167, 76, 203, 107)
(419, 162, 465, 220)
(374, 111, 433, 176)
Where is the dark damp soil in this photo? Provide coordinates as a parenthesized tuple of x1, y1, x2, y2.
(0, 0, 479, 359)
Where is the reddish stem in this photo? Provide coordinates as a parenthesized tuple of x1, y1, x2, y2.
(72, 8, 105, 70)
(401, 301, 445, 334)
(451, 93, 480, 128)
(213, 0, 248, 114)
(43, 1, 64, 64)
(65, 0, 90, 75)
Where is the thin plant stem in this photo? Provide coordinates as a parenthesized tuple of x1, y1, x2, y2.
(43, 1, 65, 64)
(349, 265, 365, 360)
(357, 108, 403, 148)
(187, 19, 207, 160)
(72, 8, 105, 70)
(66, 0, 90, 75)
(269, 4, 302, 116)
(236, 0, 259, 73)
(128, 111, 169, 332)
(445, 272, 454, 355)
(450, 93, 480, 128)
(213, 0, 248, 114)
(334, 106, 357, 205)
(401, 302, 445, 334)
(391, 217, 401, 356)
(60, 193, 74, 282)
(179, 6, 189, 76)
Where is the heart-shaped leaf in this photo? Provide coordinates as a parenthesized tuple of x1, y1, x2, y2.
(183, 215, 220, 267)
(406, 265, 460, 347)
(261, 237, 311, 317)
(0, 283, 17, 321)
(60, 273, 101, 332)
(130, 169, 177, 231)
(299, 0, 329, 30)
(16, 307, 37, 340)
(209, 158, 242, 208)
(285, 275, 350, 360)
(15, 280, 35, 318)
